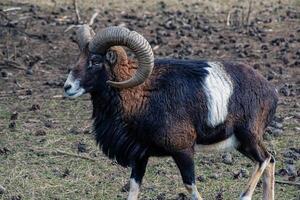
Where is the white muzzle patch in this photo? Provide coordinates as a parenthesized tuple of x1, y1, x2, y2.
(64, 72, 85, 98)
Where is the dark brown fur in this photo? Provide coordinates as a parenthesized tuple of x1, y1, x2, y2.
(65, 46, 278, 199)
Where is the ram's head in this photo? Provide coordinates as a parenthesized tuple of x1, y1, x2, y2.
(64, 25, 154, 98)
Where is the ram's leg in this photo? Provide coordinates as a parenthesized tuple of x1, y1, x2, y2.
(172, 150, 203, 200)
(127, 157, 148, 200)
(238, 140, 271, 200)
(262, 156, 275, 200)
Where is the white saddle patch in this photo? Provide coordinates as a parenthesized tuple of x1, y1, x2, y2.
(204, 62, 233, 127)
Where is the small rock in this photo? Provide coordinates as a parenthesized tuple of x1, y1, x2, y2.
(233, 170, 242, 179)
(267, 127, 283, 137)
(233, 168, 249, 179)
(279, 86, 290, 96)
(222, 153, 233, 165)
(240, 168, 250, 178)
(294, 112, 300, 119)
(210, 173, 220, 179)
(271, 121, 283, 129)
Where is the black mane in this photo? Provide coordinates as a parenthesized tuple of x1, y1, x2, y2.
(91, 88, 148, 167)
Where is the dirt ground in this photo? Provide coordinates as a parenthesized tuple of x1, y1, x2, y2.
(0, 0, 299, 199)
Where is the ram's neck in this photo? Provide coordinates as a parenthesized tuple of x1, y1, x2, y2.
(90, 87, 148, 167)
(111, 59, 150, 117)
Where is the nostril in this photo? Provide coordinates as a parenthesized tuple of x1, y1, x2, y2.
(64, 84, 72, 92)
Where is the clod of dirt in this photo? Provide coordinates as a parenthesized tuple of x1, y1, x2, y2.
(77, 141, 87, 153)
(10, 112, 18, 120)
(156, 193, 166, 200)
(0, 70, 8, 78)
(286, 164, 297, 177)
(215, 189, 224, 200)
(25, 89, 32, 95)
(69, 127, 80, 135)
(121, 182, 130, 192)
(283, 149, 300, 160)
(0, 185, 5, 194)
(253, 63, 261, 69)
(197, 175, 206, 182)
(35, 129, 46, 136)
(83, 129, 91, 134)
(284, 159, 294, 165)
(279, 84, 295, 97)
(0, 147, 10, 155)
(277, 168, 288, 176)
(8, 121, 16, 129)
(44, 120, 53, 128)
(29, 104, 40, 111)
(293, 103, 300, 108)
(61, 168, 71, 178)
(176, 193, 188, 200)
(233, 168, 249, 179)
(26, 68, 33, 75)
(221, 153, 233, 165)
(288, 175, 296, 181)
(10, 195, 21, 200)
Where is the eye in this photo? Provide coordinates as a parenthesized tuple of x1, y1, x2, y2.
(88, 55, 102, 69)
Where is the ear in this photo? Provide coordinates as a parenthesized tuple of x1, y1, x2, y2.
(105, 50, 117, 66)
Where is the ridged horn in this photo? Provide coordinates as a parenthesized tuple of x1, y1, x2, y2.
(89, 26, 154, 89)
(76, 24, 95, 51)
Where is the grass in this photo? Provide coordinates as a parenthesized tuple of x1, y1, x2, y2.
(0, 0, 299, 199)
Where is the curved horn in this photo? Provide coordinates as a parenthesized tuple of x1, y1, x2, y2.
(76, 25, 95, 51)
(89, 26, 154, 89)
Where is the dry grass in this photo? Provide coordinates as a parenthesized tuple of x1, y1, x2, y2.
(0, 0, 299, 199)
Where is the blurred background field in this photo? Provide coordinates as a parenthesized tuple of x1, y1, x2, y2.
(0, 0, 299, 199)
